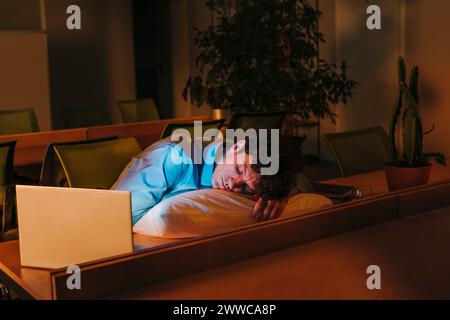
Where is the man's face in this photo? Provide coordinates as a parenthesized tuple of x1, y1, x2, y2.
(211, 142, 260, 194)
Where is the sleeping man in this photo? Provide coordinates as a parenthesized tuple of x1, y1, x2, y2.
(113, 130, 297, 227)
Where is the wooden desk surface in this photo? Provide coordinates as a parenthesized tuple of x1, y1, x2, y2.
(115, 205, 450, 300)
(326, 161, 450, 195)
(0, 234, 178, 300)
(1, 166, 450, 299)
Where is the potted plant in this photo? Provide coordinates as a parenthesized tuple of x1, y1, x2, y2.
(385, 57, 446, 191)
(182, 0, 356, 131)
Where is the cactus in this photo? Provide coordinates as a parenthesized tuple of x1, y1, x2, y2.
(389, 57, 446, 167)
(389, 57, 406, 162)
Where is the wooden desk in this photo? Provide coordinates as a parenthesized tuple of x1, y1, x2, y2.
(1, 170, 450, 299)
(115, 205, 450, 300)
(326, 161, 450, 195)
(0, 234, 178, 300)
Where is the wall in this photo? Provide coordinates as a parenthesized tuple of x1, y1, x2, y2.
(170, 0, 212, 119)
(0, 0, 135, 130)
(170, 0, 191, 118)
(104, 0, 136, 123)
(335, 0, 402, 133)
(405, 0, 450, 157)
(186, 0, 213, 117)
(332, 0, 450, 157)
(0, 0, 52, 131)
(0, 31, 52, 131)
(0, 0, 41, 30)
(45, 0, 135, 128)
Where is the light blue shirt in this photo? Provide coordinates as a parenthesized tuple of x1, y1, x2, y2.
(113, 138, 220, 225)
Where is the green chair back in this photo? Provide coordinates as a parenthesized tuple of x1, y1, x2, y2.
(53, 137, 142, 189)
(160, 119, 225, 140)
(322, 126, 391, 177)
(63, 108, 112, 129)
(40, 136, 119, 188)
(0, 141, 16, 240)
(227, 111, 287, 131)
(118, 99, 160, 123)
(0, 108, 39, 135)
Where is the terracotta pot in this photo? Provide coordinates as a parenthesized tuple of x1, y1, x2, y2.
(384, 162, 432, 191)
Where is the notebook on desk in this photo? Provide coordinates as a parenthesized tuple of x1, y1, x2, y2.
(312, 182, 358, 203)
(16, 185, 134, 269)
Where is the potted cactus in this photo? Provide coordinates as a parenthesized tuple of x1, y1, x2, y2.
(385, 57, 446, 191)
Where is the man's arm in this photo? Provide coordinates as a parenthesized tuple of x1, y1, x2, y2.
(114, 145, 183, 225)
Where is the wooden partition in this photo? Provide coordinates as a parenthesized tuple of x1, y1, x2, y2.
(0, 116, 211, 168)
(3, 178, 450, 299)
(87, 116, 211, 149)
(0, 128, 87, 167)
(51, 194, 399, 299)
(398, 180, 450, 217)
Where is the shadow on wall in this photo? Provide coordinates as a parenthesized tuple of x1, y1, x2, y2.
(335, 0, 402, 133)
(405, 0, 449, 156)
(404, 0, 440, 111)
(46, 0, 109, 129)
(45, 0, 136, 129)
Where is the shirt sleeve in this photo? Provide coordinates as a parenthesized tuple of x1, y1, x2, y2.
(113, 144, 185, 225)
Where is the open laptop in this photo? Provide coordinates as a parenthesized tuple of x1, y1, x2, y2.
(16, 185, 134, 269)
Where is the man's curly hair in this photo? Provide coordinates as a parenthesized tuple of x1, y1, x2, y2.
(246, 136, 300, 200)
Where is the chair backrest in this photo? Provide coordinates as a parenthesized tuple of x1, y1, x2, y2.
(227, 111, 287, 131)
(0, 108, 39, 135)
(0, 141, 16, 238)
(53, 137, 142, 189)
(160, 119, 225, 139)
(322, 126, 392, 177)
(63, 108, 112, 129)
(118, 99, 160, 123)
(39, 136, 119, 187)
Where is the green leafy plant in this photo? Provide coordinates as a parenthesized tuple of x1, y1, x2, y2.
(183, 0, 356, 125)
(389, 57, 446, 167)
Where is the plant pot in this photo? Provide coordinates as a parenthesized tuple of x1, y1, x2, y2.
(384, 162, 432, 191)
(212, 108, 231, 124)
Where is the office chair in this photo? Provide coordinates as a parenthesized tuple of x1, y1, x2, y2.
(52, 137, 142, 189)
(40, 136, 119, 188)
(322, 126, 392, 177)
(227, 111, 287, 131)
(0, 108, 39, 135)
(118, 98, 160, 123)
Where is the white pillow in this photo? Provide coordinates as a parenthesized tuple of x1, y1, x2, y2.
(133, 189, 332, 239)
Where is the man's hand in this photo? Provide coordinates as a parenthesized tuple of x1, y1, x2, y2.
(251, 198, 288, 222)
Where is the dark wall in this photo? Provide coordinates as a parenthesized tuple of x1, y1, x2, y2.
(45, 0, 136, 129)
(132, 0, 173, 119)
(0, 0, 41, 30)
